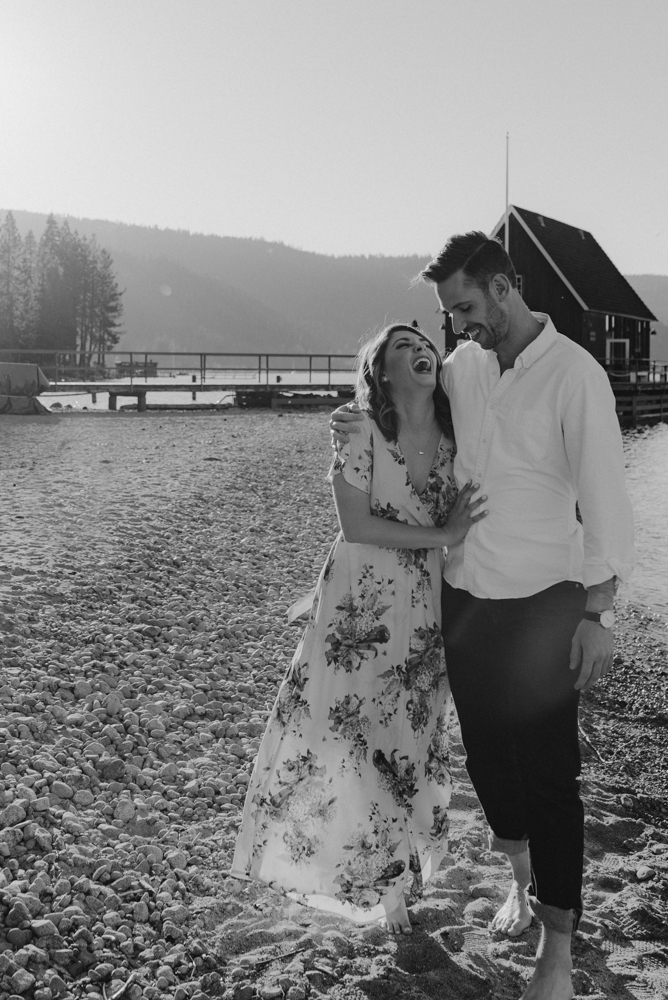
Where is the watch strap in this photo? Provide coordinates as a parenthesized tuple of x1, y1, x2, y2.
(583, 610, 615, 628)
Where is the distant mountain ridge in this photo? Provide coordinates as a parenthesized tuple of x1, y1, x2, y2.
(7, 210, 435, 355)
(6, 210, 667, 359)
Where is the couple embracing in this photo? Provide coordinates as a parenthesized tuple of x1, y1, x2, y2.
(232, 231, 634, 999)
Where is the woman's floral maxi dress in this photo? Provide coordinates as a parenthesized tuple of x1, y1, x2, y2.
(232, 414, 459, 922)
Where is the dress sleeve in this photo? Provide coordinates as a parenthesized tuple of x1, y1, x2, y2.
(327, 414, 373, 494)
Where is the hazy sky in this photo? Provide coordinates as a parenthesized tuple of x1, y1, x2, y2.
(3, 0, 667, 272)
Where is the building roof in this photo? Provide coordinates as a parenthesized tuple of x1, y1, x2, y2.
(492, 206, 656, 321)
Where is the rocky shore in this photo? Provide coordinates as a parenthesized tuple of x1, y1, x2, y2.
(0, 410, 667, 1000)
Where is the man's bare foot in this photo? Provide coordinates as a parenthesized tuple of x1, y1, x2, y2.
(380, 896, 412, 935)
(520, 927, 573, 999)
(491, 880, 533, 936)
(520, 954, 574, 999)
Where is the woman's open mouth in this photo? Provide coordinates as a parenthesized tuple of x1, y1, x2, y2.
(412, 356, 432, 373)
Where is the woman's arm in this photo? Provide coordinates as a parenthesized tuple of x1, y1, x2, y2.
(332, 474, 487, 548)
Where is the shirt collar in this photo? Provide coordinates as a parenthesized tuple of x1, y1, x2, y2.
(513, 313, 557, 369)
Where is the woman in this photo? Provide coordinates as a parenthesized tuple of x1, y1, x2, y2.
(232, 323, 487, 934)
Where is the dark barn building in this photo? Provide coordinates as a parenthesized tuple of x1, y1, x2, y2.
(491, 206, 656, 365)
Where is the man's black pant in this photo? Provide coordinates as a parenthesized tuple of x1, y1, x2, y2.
(441, 580, 587, 928)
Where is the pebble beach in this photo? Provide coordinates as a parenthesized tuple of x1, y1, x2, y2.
(0, 409, 667, 1000)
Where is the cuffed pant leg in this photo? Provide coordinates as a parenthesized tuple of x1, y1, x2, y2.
(511, 585, 586, 916)
(528, 896, 581, 934)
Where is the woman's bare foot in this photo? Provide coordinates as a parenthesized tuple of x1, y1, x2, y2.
(491, 880, 533, 937)
(380, 896, 412, 935)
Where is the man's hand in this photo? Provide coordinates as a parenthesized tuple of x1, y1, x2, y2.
(330, 402, 363, 447)
(569, 620, 613, 692)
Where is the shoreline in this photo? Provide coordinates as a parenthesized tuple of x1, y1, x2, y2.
(0, 411, 667, 1000)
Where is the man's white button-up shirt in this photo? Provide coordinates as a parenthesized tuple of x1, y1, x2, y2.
(441, 313, 635, 599)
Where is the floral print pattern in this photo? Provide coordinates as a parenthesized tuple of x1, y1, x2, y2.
(334, 804, 405, 910)
(233, 413, 457, 923)
(376, 623, 448, 735)
(328, 694, 371, 771)
(325, 573, 392, 672)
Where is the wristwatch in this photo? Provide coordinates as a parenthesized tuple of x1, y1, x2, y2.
(583, 610, 616, 628)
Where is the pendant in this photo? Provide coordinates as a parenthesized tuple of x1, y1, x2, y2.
(418, 450, 425, 455)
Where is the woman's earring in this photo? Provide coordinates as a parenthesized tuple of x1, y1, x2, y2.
(381, 375, 389, 383)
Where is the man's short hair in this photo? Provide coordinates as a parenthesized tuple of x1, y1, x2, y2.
(419, 231, 517, 291)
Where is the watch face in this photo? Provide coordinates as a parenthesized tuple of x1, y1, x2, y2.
(600, 610, 615, 628)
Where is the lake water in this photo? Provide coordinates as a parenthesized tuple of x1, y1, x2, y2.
(620, 422, 668, 615)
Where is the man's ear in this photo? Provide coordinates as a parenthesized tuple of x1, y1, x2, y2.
(490, 273, 511, 302)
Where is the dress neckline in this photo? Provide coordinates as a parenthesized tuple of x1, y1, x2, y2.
(395, 434, 446, 498)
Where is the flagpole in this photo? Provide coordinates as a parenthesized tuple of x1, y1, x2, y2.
(505, 132, 510, 253)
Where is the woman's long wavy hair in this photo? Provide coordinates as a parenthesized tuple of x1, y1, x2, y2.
(355, 322, 453, 443)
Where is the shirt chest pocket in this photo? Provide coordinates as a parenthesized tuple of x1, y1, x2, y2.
(501, 408, 554, 464)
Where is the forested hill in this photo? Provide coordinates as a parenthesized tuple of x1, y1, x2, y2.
(8, 211, 435, 354)
(7, 210, 668, 358)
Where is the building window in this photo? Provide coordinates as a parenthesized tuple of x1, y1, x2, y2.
(606, 339, 629, 363)
(516, 275, 523, 298)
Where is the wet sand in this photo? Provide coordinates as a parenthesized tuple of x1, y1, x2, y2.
(0, 410, 666, 1000)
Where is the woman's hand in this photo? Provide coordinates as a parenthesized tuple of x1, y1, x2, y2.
(441, 481, 488, 547)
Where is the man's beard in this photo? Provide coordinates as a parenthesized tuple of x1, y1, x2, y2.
(483, 293, 508, 348)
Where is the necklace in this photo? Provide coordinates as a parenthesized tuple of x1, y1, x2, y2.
(400, 423, 440, 456)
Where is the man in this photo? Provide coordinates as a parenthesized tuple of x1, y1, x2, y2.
(331, 232, 634, 1000)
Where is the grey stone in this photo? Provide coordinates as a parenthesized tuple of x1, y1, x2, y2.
(31, 919, 59, 938)
(51, 781, 74, 799)
(11, 967, 36, 993)
(6, 900, 31, 926)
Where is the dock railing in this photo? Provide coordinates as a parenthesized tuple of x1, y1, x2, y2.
(599, 358, 668, 383)
(0, 350, 359, 389)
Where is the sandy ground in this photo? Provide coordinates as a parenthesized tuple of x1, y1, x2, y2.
(0, 409, 667, 1000)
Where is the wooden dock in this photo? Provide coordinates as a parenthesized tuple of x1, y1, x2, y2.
(612, 383, 668, 427)
(46, 380, 355, 412)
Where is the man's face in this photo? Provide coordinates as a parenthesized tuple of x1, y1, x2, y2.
(436, 270, 509, 352)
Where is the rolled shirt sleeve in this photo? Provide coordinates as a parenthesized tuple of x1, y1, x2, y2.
(562, 366, 635, 587)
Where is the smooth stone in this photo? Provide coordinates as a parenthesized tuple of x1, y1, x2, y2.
(470, 882, 500, 899)
(6, 901, 31, 927)
(113, 800, 135, 822)
(51, 782, 74, 800)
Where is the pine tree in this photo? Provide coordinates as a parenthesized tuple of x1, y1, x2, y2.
(15, 230, 38, 348)
(8, 214, 125, 367)
(35, 215, 77, 354)
(73, 233, 95, 366)
(93, 245, 123, 361)
(0, 211, 24, 351)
